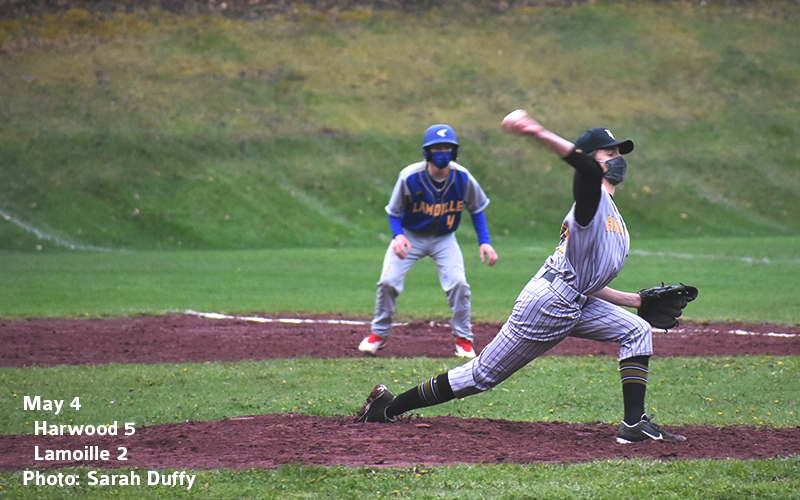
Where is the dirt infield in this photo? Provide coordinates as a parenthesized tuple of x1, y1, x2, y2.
(3, 313, 800, 366)
(1, 314, 799, 470)
(3, 414, 800, 470)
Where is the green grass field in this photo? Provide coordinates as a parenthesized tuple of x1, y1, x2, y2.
(1, 236, 798, 324)
(2, 459, 799, 500)
(3, 356, 798, 435)
(2, 238, 798, 500)
(2, 458, 797, 500)
(2, 2, 799, 499)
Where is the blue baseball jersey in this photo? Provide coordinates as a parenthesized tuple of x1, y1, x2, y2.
(386, 161, 490, 235)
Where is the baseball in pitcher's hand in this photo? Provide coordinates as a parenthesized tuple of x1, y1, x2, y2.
(393, 234, 411, 259)
(502, 109, 545, 136)
(480, 243, 498, 267)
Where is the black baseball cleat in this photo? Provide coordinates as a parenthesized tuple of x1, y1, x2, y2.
(354, 384, 396, 423)
(616, 414, 686, 444)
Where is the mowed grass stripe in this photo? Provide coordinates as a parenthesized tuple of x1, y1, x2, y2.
(2, 356, 797, 435)
(1, 458, 799, 499)
(2, 236, 799, 323)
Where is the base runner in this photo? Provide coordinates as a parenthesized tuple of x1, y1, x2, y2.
(358, 124, 498, 359)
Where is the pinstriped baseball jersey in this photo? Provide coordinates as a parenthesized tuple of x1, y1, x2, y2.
(447, 175, 651, 398)
(543, 185, 630, 295)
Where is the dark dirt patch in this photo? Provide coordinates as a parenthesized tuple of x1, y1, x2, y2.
(0, 0, 779, 21)
(2, 414, 799, 470)
(1, 314, 798, 470)
(0, 0, 576, 20)
(1, 313, 799, 367)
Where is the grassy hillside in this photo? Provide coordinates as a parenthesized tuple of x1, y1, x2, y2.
(1, 3, 799, 251)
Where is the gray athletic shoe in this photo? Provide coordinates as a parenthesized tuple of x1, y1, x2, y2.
(616, 414, 686, 444)
(354, 384, 396, 423)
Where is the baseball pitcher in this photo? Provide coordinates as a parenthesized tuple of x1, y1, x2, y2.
(355, 111, 697, 445)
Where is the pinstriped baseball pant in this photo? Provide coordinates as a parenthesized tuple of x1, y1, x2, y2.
(448, 275, 653, 398)
(371, 231, 472, 341)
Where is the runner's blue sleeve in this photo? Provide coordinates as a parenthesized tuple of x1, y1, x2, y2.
(389, 214, 404, 237)
(471, 211, 491, 246)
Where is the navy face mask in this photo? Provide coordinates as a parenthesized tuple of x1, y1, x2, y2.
(603, 156, 627, 185)
(430, 151, 452, 169)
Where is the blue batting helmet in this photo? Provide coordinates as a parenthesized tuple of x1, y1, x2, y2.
(422, 124, 459, 161)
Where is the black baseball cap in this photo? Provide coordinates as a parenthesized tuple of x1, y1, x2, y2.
(574, 127, 634, 155)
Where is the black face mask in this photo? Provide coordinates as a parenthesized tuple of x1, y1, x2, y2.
(603, 156, 627, 185)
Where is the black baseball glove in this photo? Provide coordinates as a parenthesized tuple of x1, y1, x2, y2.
(637, 283, 699, 330)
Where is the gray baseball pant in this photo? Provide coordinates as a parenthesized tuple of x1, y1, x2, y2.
(448, 274, 652, 397)
(371, 231, 472, 341)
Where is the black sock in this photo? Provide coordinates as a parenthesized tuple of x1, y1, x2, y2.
(387, 372, 455, 419)
(620, 355, 650, 425)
